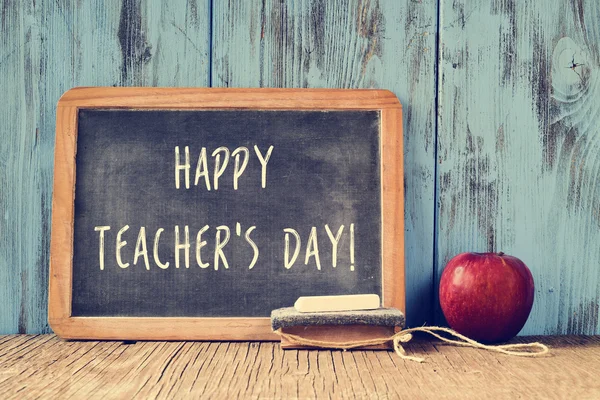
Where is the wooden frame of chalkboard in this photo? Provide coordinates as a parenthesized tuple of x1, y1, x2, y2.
(49, 88, 404, 340)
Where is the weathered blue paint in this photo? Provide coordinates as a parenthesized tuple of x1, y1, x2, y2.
(0, 0, 598, 334)
(0, 0, 210, 334)
(436, 0, 600, 334)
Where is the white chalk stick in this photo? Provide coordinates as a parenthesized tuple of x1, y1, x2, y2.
(294, 294, 381, 313)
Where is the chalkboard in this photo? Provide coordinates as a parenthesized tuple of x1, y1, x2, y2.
(49, 88, 404, 340)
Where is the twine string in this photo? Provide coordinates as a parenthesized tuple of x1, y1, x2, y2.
(273, 326, 549, 363)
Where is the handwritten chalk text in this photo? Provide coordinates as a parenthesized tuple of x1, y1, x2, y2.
(94, 223, 356, 272)
(175, 145, 274, 190)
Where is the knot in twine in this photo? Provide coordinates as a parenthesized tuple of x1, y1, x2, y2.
(273, 326, 549, 363)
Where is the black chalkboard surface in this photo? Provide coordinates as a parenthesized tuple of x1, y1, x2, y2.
(49, 88, 404, 340)
(72, 109, 381, 317)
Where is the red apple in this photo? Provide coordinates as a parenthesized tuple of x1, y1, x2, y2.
(439, 252, 534, 343)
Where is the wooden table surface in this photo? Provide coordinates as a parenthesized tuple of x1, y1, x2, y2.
(0, 335, 598, 399)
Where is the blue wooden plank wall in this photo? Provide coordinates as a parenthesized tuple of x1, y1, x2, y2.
(436, 0, 600, 335)
(0, 0, 597, 335)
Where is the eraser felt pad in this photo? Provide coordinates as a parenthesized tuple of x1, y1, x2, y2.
(271, 307, 405, 331)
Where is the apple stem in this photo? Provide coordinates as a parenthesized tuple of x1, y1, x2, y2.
(498, 252, 505, 256)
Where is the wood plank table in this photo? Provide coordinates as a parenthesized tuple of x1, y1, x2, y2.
(0, 335, 598, 399)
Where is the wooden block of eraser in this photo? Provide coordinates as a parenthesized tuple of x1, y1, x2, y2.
(294, 294, 380, 313)
(271, 307, 404, 350)
(279, 325, 396, 350)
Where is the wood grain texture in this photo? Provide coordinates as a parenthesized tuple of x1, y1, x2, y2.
(436, 0, 600, 334)
(55, 87, 404, 108)
(212, 0, 437, 328)
(0, 335, 599, 398)
(0, 1, 209, 334)
(0, 0, 52, 334)
(280, 325, 395, 349)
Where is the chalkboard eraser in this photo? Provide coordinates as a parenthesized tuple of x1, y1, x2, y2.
(271, 307, 404, 350)
(294, 294, 380, 313)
